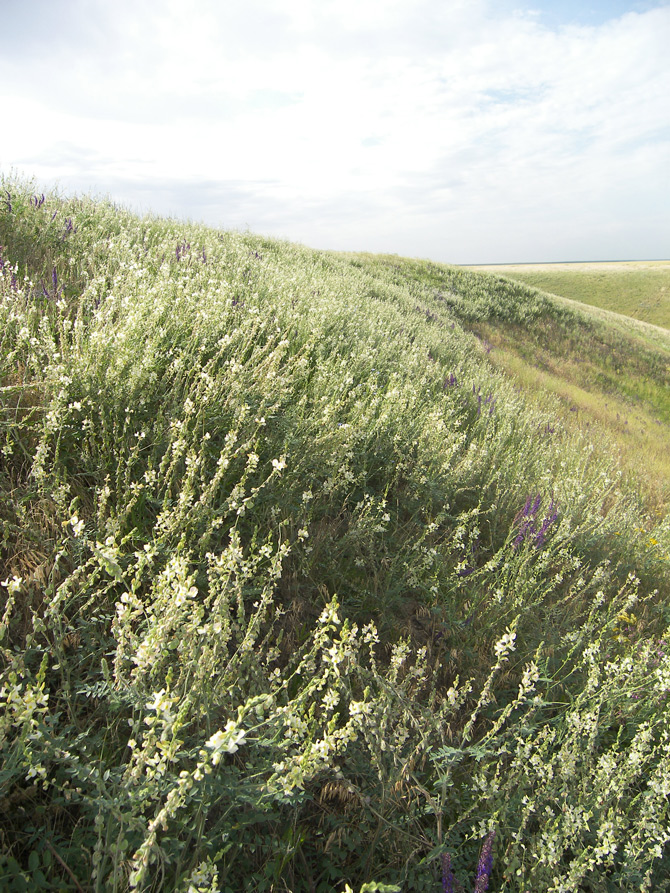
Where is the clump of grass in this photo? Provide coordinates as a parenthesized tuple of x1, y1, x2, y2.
(1, 175, 669, 891)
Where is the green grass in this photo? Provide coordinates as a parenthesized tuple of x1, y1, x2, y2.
(347, 254, 670, 513)
(1, 177, 670, 892)
(468, 261, 670, 331)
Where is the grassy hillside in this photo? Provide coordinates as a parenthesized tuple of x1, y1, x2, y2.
(349, 255, 670, 514)
(468, 262, 670, 331)
(1, 177, 670, 892)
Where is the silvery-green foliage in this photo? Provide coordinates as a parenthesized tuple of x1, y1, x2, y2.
(1, 176, 669, 891)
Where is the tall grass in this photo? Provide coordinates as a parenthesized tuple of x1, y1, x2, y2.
(1, 176, 669, 891)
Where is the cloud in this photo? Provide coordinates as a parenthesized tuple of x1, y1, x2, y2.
(1, 0, 668, 262)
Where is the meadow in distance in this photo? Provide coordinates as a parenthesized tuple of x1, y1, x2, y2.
(1, 175, 670, 892)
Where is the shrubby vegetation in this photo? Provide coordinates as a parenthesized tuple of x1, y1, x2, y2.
(1, 176, 669, 891)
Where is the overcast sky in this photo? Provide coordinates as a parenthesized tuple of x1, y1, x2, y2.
(2, 0, 669, 263)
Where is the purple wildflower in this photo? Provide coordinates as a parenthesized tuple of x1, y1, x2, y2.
(473, 830, 495, 893)
(50, 210, 58, 222)
(3, 191, 12, 213)
(533, 500, 558, 548)
(514, 494, 539, 526)
(444, 372, 458, 388)
(513, 494, 558, 549)
(513, 519, 533, 549)
(457, 566, 475, 578)
(441, 852, 455, 893)
(176, 240, 191, 261)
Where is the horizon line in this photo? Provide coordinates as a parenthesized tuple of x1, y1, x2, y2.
(463, 258, 670, 266)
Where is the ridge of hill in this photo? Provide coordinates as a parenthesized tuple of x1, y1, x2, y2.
(1, 178, 669, 891)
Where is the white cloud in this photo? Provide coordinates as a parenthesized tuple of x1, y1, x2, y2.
(1, 0, 668, 261)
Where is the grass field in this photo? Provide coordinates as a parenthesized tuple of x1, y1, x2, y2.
(1, 178, 670, 892)
(468, 261, 670, 331)
(350, 255, 670, 513)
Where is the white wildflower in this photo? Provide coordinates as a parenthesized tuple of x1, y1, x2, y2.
(206, 721, 247, 764)
(69, 515, 85, 537)
(1, 575, 23, 595)
(494, 627, 517, 660)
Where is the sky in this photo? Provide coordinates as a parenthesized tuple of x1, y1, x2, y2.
(1, 0, 669, 263)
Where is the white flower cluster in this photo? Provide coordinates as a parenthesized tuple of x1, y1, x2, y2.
(205, 721, 247, 765)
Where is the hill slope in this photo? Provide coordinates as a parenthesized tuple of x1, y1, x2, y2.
(1, 178, 669, 891)
(347, 254, 670, 512)
(468, 261, 670, 330)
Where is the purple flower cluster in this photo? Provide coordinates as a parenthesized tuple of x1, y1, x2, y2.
(175, 240, 191, 261)
(62, 217, 77, 238)
(444, 372, 458, 389)
(513, 494, 558, 549)
(441, 830, 496, 893)
(178, 242, 207, 263)
(473, 830, 496, 893)
(30, 193, 46, 208)
(441, 852, 455, 893)
(40, 267, 63, 301)
(472, 385, 496, 416)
